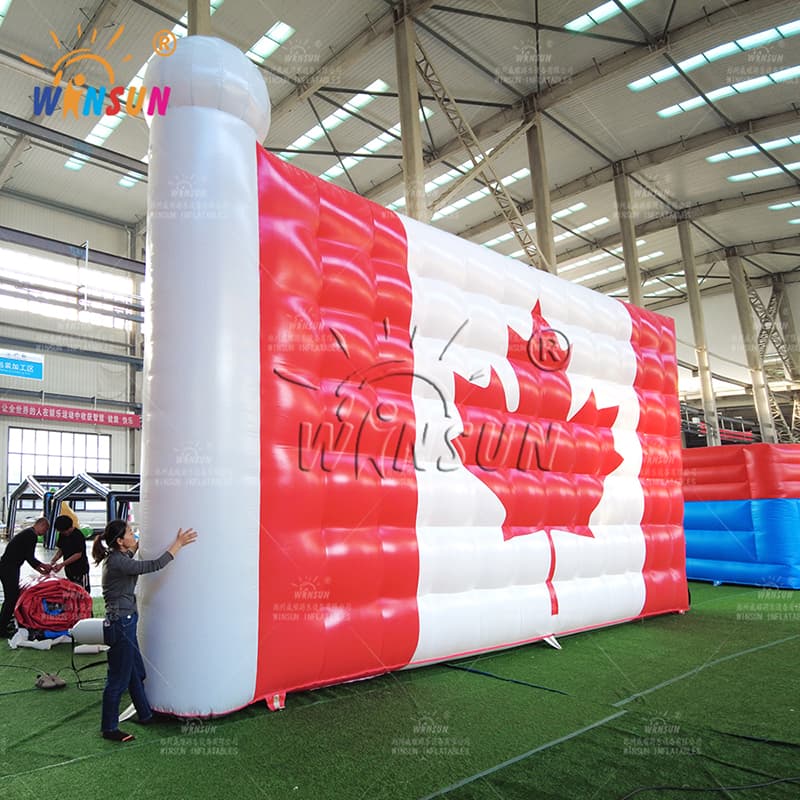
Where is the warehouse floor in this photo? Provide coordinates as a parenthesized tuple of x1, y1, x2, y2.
(1, 569, 798, 800)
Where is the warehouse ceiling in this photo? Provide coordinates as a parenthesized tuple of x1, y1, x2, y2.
(0, 0, 799, 311)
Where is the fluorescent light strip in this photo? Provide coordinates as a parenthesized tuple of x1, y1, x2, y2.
(574, 263, 624, 283)
(565, 0, 646, 33)
(118, 153, 147, 188)
(629, 18, 800, 91)
(768, 199, 800, 210)
(248, 20, 295, 63)
(658, 63, 800, 118)
(639, 250, 665, 263)
(727, 159, 800, 182)
(281, 80, 389, 160)
(64, 114, 126, 172)
(647, 282, 687, 296)
(643, 268, 679, 287)
(432, 168, 531, 221)
(388, 153, 495, 211)
(0, 0, 13, 24)
(321, 108, 433, 181)
(510, 216, 611, 257)
(559, 239, 645, 274)
(789, 218, 800, 224)
(707, 133, 800, 162)
(484, 202, 587, 247)
(553, 216, 609, 243)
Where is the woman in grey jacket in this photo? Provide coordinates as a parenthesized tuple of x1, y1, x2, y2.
(92, 519, 197, 742)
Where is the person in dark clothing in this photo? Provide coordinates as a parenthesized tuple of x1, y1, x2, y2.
(0, 518, 52, 637)
(50, 514, 91, 592)
(91, 519, 197, 742)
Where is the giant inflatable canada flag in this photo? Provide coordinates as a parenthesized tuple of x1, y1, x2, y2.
(139, 37, 687, 716)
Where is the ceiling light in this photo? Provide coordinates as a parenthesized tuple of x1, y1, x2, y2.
(657, 63, 800, 117)
(628, 19, 800, 91)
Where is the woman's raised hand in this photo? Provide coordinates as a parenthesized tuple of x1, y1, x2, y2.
(168, 527, 198, 556)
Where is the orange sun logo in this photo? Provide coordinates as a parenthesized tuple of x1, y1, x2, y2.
(20, 24, 132, 87)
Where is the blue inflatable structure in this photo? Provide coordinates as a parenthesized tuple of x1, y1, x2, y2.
(683, 445, 800, 589)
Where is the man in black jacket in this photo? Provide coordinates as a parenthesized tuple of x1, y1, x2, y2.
(0, 517, 51, 637)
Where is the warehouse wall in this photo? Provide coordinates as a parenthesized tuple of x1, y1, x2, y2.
(0, 195, 130, 257)
(0, 248, 141, 526)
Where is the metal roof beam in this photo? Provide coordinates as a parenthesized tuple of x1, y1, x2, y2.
(0, 187, 135, 230)
(558, 186, 800, 263)
(364, 0, 786, 203)
(0, 111, 148, 177)
(595, 235, 800, 294)
(550, 109, 800, 203)
(270, 0, 437, 123)
(0, 225, 145, 275)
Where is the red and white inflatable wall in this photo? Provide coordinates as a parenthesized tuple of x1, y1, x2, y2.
(139, 37, 687, 716)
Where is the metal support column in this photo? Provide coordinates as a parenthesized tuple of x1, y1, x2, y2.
(726, 251, 777, 443)
(394, 7, 429, 222)
(678, 219, 721, 446)
(613, 165, 643, 306)
(413, 38, 544, 269)
(775, 275, 800, 380)
(525, 111, 556, 271)
(188, 0, 212, 36)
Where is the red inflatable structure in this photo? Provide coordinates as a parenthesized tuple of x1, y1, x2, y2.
(683, 444, 800, 588)
(137, 36, 688, 716)
(15, 577, 92, 634)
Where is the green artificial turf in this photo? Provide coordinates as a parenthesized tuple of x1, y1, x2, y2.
(1, 583, 798, 800)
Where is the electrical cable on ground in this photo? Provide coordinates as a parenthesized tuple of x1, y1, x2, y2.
(444, 662, 569, 695)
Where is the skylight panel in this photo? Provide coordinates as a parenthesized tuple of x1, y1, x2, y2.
(772, 65, 800, 82)
(0, 0, 13, 25)
(728, 160, 800, 182)
(705, 86, 736, 101)
(611, 239, 646, 253)
(732, 75, 772, 92)
(552, 216, 609, 243)
(64, 153, 89, 170)
(706, 133, 800, 163)
(483, 201, 586, 247)
(647, 282, 686, 297)
(556, 238, 648, 275)
(64, 114, 126, 172)
(704, 42, 740, 62)
(657, 63, 800, 117)
(431, 168, 530, 221)
(574, 263, 624, 283)
(281, 80, 389, 161)
(737, 30, 782, 49)
(118, 174, 141, 188)
(388, 153, 498, 211)
(768, 199, 800, 210)
(248, 21, 296, 64)
(119, 152, 147, 189)
(320, 108, 434, 181)
(643, 273, 680, 287)
(565, 0, 645, 33)
(628, 18, 800, 92)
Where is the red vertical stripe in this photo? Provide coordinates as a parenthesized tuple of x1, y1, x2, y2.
(255, 150, 420, 701)
(627, 304, 688, 616)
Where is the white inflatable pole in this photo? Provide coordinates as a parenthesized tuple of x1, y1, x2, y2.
(140, 37, 270, 715)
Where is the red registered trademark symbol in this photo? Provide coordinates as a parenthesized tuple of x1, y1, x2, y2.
(526, 326, 571, 372)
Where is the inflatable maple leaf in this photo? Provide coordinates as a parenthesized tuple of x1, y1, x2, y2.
(453, 302, 623, 614)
